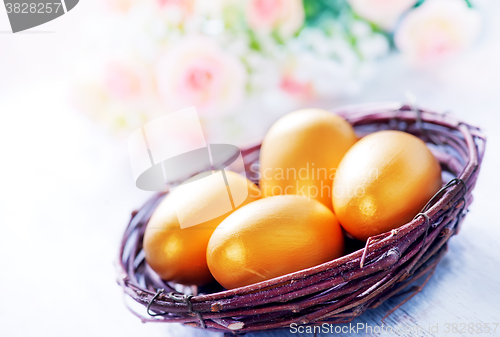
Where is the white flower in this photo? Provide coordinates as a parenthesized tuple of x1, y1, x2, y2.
(71, 54, 163, 135)
(357, 33, 390, 60)
(395, 0, 481, 66)
(155, 0, 196, 25)
(245, 52, 281, 93)
(155, 37, 247, 118)
(348, 0, 417, 30)
(279, 53, 355, 100)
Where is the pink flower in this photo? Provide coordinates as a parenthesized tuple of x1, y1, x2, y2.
(104, 0, 133, 13)
(280, 76, 314, 101)
(156, 0, 195, 23)
(246, 0, 304, 37)
(279, 59, 315, 101)
(155, 37, 247, 117)
(348, 0, 416, 30)
(157, 0, 193, 8)
(104, 60, 152, 101)
(395, 0, 481, 66)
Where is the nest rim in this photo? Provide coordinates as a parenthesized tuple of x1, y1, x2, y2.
(116, 102, 486, 334)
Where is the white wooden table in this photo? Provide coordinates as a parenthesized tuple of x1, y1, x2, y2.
(1, 2, 499, 337)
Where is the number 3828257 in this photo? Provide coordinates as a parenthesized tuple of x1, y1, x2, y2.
(5, 3, 62, 14)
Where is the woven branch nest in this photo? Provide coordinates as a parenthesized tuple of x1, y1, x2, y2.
(116, 102, 486, 335)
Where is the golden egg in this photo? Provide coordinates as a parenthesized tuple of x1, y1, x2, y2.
(143, 171, 260, 285)
(332, 130, 442, 241)
(206, 195, 344, 289)
(259, 109, 357, 210)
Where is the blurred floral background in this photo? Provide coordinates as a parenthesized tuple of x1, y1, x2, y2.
(71, 0, 481, 143)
